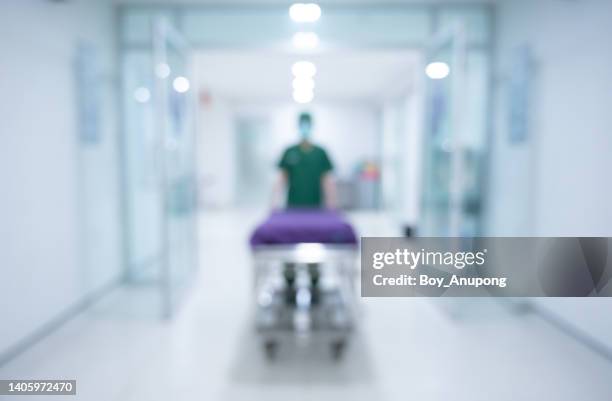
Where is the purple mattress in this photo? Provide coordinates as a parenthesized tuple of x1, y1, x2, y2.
(250, 209, 358, 247)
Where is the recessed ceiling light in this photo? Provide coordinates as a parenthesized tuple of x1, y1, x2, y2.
(289, 3, 321, 23)
(292, 77, 315, 91)
(425, 62, 450, 79)
(292, 61, 317, 78)
(173, 76, 190, 93)
(155, 63, 171, 79)
(293, 89, 314, 104)
(133, 87, 151, 103)
(292, 32, 319, 50)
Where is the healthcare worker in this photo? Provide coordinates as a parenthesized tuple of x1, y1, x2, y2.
(272, 112, 337, 209)
(272, 112, 337, 306)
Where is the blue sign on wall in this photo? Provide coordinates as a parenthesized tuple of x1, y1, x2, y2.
(508, 45, 533, 144)
(74, 42, 101, 145)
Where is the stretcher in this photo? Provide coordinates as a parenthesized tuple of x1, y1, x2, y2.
(250, 209, 359, 360)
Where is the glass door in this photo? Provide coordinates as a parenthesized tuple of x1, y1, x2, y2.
(153, 18, 198, 318)
(420, 26, 496, 318)
(420, 25, 470, 237)
(121, 17, 197, 318)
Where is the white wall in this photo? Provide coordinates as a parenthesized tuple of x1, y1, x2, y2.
(198, 93, 236, 207)
(0, 0, 120, 360)
(488, 0, 612, 349)
(488, 0, 612, 237)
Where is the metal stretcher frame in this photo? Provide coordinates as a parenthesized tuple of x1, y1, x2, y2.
(251, 243, 359, 297)
(251, 243, 360, 359)
(251, 243, 359, 263)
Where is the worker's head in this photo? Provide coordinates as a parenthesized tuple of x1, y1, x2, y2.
(298, 112, 313, 139)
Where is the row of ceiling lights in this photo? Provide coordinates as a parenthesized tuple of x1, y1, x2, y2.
(288, 3, 450, 104)
(289, 3, 321, 104)
(136, 3, 449, 105)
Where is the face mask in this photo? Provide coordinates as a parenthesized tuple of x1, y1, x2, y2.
(299, 120, 312, 139)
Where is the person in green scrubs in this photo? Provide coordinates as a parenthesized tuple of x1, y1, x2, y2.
(272, 112, 337, 209)
(272, 112, 337, 306)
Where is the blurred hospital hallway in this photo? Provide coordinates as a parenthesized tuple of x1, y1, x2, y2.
(2, 0, 612, 400)
(1, 209, 612, 401)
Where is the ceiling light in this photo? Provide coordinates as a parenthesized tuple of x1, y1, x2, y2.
(292, 77, 315, 91)
(155, 63, 171, 79)
(292, 61, 317, 78)
(133, 87, 151, 103)
(293, 89, 314, 104)
(289, 3, 321, 23)
(173, 76, 190, 93)
(425, 62, 450, 79)
(292, 32, 319, 50)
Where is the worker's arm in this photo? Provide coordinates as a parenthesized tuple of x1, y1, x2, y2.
(271, 170, 287, 210)
(322, 173, 338, 209)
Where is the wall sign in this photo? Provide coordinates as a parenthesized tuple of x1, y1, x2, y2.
(508, 45, 533, 144)
(74, 42, 101, 145)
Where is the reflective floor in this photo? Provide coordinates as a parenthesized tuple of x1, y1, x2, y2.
(1, 210, 611, 401)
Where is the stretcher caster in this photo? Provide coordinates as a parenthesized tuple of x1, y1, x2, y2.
(264, 340, 278, 361)
(330, 340, 346, 360)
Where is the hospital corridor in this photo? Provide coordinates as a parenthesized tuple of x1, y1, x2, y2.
(1, 1, 612, 400)
(3, 210, 612, 401)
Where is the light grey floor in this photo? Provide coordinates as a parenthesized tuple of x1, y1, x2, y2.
(1, 210, 611, 401)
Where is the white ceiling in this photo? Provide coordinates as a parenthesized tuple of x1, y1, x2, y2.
(194, 49, 421, 103)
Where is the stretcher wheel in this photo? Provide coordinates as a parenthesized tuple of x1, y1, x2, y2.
(330, 340, 346, 360)
(264, 340, 278, 360)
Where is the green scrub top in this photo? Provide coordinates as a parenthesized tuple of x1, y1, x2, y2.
(278, 144, 333, 208)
